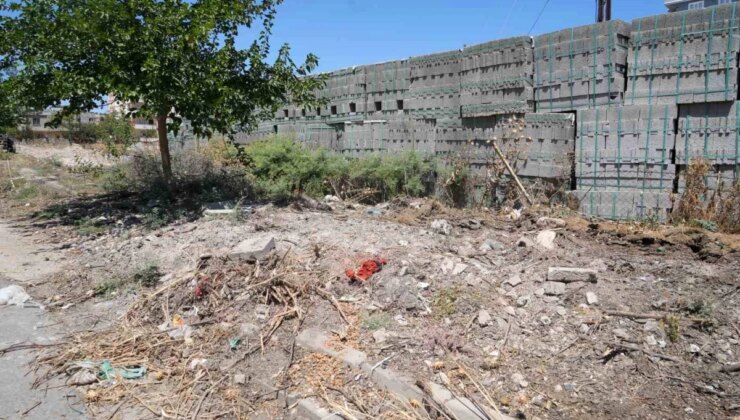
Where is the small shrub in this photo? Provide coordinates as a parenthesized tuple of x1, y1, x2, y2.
(132, 265, 161, 288)
(362, 312, 392, 331)
(93, 278, 126, 297)
(13, 184, 39, 201)
(663, 315, 680, 342)
(74, 217, 107, 236)
(432, 287, 462, 319)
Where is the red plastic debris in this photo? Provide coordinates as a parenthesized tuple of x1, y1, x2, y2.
(194, 276, 210, 298)
(345, 258, 387, 283)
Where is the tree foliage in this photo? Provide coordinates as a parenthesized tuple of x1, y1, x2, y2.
(0, 0, 325, 178)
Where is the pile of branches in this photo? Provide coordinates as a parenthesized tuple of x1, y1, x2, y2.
(35, 249, 327, 418)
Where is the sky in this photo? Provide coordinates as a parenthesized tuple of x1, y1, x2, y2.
(238, 0, 668, 73)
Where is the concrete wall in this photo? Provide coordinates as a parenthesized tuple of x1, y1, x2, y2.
(233, 3, 740, 221)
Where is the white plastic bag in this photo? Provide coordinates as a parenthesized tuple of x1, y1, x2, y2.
(0, 285, 31, 306)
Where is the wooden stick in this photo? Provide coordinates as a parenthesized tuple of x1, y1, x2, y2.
(492, 142, 533, 205)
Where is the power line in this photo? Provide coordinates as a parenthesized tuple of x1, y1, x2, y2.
(527, 0, 552, 35)
(498, 0, 521, 37)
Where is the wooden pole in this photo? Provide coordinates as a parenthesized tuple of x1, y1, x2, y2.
(492, 142, 534, 206)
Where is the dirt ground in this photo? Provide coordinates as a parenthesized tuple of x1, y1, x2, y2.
(0, 147, 738, 419)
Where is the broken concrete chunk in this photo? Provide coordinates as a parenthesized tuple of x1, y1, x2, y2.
(543, 281, 566, 296)
(536, 230, 557, 250)
(547, 267, 597, 283)
(505, 275, 522, 287)
(585, 292, 599, 305)
(431, 219, 452, 235)
(536, 217, 566, 228)
(478, 309, 492, 326)
(230, 236, 276, 262)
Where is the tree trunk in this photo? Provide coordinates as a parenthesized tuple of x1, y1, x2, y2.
(156, 113, 172, 182)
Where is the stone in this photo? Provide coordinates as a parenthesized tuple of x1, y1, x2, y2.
(585, 292, 599, 305)
(544, 281, 566, 296)
(540, 315, 552, 326)
(516, 295, 530, 307)
(230, 236, 276, 262)
(398, 266, 409, 276)
(503, 306, 516, 316)
(452, 263, 468, 276)
(234, 373, 247, 385)
(688, 344, 701, 353)
(417, 282, 430, 290)
(643, 320, 660, 332)
(536, 230, 557, 250)
(645, 335, 658, 346)
(481, 239, 504, 252)
(516, 237, 535, 248)
(457, 245, 479, 258)
(547, 267, 597, 283)
(534, 287, 545, 296)
(536, 217, 566, 228)
(505, 275, 522, 287)
(323, 195, 341, 203)
(373, 328, 390, 344)
(394, 314, 408, 326)
(511, 373, 528, 388)
(579, 324, 590, 334)
(563, 383, 576, 392)
(431, 219, 452, 235)
(613, 328, 630, 340)
(478, 310, 492, 326)
(440, 259, 455, 274)
(255, 304, 270, 320)
(556, 306, 567, 317)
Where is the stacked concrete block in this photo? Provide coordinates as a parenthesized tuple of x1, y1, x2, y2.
(381, 118, 436, 156)
(676, 101, 739, 192)
(408, 50, 461, 120)
(317, 67, 367, 124)
(462, 113, 575, 179)
(364, 60, 410, 118)
(337, 122, 386, 156)
(626, 3, 740, 106)
(573, 104, 677, 220)
(569, 189, 674, 221)
(460, 37, 534, 117)
(534, 20, 630, 112)
(295, 122, 338, 150)
(433, 118, 467, 155)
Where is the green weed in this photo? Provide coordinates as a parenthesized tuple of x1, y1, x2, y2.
(132, 265, 161, 288)
(362, 312, 392, 331)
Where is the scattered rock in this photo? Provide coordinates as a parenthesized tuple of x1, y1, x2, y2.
(536, 230, 557, 250)
(516, 295, 530, 307)
(394, 314, 409, 326)
(505, 275, 522, 287)
(230, 236, 276, 262)
(323, 195, 341, 203)
(534, 287, 545, 296)
(417, 282, 430, 290)
(645, 335, 658, 346)
(452, 263, 468, 276)
(517, 237, 535, 248)
(234, 373, 247, 385)
(688, 344, 701, 353)
(255, 304, 270, 320)
(547, 267, 597, 283)
(480, 239, 504, 252)
(373, 328, 390, 344)
(458, 219, 482, 230)
(585, 292, 599, 305)
(543, 281, 566, 296)
(579, 324, 590, 334)
(556, 306, 567, 317)
(504, 306, 517, 317)
(536, 217, 566, 228)
(511, 373, 528, 388)
(478, 310, 492, 327)
(613, 328, 630, 340)
(431, 219, 452, 235)
(540, 315, 552, 326)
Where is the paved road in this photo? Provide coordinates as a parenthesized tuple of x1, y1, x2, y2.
(0, 222, 86, 419)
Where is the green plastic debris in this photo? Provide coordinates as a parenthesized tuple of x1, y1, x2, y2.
(97, 360, 147, 380)
(228, 338, 241, 350)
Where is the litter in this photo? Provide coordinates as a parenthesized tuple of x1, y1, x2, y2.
(229, 338, 241, 350)
(66, 360, 146, 384)
(345, 258, 387, 282)
(0, 285, 31, 307)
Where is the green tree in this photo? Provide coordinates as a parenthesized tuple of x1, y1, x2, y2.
(0, 0, 324, 181)
(97, 114, 135, 157)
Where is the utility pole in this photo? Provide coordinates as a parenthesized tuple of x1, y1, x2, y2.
(597, 0, 611, 22)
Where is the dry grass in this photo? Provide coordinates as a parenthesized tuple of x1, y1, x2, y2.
(673, 160, 740, 233)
